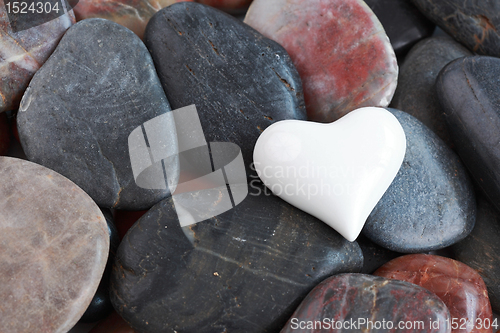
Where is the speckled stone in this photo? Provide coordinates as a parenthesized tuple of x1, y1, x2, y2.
(89, 312, 137, 333)
(356, 234, 401, 274)
(74, 0, 192, 39)
(437, 56, 500, 213)
(0, 2, 75, 113)
(0, 156, 109, 333)
(0, 112, 10, 155)
(453, 197, 500, 314)
(364, 0, 435, 57)
(244, 0, 398, 122)
(145, 2, 305, 176)
(391, 36, 472, 147)
(411, 0, 500, 56)
(110, 185, 363, 332)
(281, 273, 450, 333)
(17, 18, 177, 210)
(362, 108, 476, 253)
(375, 254, 492, 333)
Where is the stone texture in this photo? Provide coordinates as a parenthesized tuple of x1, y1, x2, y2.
(410, 0, 500, 56)
(244, 0, 398, 123)
(0, 1, 75, 113)
(17, 18, 177, 210)
(364, 0, 435, 57)
(356, 234, 401, 274)
(110, 185, 363, 332)
(80, 209, 120, 323)
(0, 156, 109, 333)
(74, 0, 192, 39)
(375, 254, 492, 333)
(89, 312, 137, 333)
(362, 108, 476, 253)
(281, 273, 450, 333)
(196, 0, 252, 12)
(437, 56, 500, 212)
(145, 2, 305, 176)
(391, 36, 472, 147)
(0, 112, 9, 155)
(453, 197, 500, 314)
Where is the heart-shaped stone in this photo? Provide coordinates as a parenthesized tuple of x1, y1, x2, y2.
(253, 107, 406, 241)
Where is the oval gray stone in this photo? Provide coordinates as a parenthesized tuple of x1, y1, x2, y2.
(17, 18, 177, 210)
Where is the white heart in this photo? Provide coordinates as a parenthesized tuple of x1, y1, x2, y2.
(253, 107, 406, 242)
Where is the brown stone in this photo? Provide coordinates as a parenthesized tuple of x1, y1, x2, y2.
(0, 157, 109, 333)
(0, 3, 75, 113)
(244, 0, 398, 123)
(375, 254, 492, 333)
(196, 0, 252, 12)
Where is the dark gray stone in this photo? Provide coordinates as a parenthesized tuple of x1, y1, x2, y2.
(356, 234, 401, 274)
(452, 196, 500, 313)
(110, 185, 363, 333)
(17, 18, 177, 210)
(411, 0, 500, 56)
(364, 0, 435, 57)
(362, 108, 476, 253)
(144, 2, 306, 176)
(391, 36, 472, 147)
(437, 56, 500, 212)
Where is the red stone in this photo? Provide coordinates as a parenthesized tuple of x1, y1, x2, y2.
(89, 311, 136, 333)
(196, 0, 252, 11)
(244, 0, 398, 122)
(374, 254, 492, 333)
(0, 113, 9, 155)
(74, 0, 192, 38)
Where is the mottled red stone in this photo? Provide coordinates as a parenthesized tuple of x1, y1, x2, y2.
(113, 209, 147, 240)
(245, 0, 398, 123)
(0, 157, 109, 333)
(0, 1, 75, 113)
(375, 254, 492, 333)
(89, 311, 136, 333)
(74, 0, 192, 38)
(196, 0, 252, 11)
(281, 273, 450, 333)
(0, 113, 9, 155)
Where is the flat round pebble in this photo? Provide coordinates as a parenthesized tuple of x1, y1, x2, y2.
(375, 254, 492, 333)
(17, 18, 177, 210)
(411, 0, 500, 56)
(111, 186, 363, 332)
(0, 157, 109, 333)
(281, 273, 450, 333)
(437, 56, 500, 212)
(453, 197, 500, 313)
(0, 4, 75, 113)
(362, 108, 476, 253)
(244, 0, 398, 122)
(391, 36, 472, 147)
(145, 2, 305, 176)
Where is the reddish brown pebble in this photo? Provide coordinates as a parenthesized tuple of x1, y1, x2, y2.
(0, 157, 109, 333)
(196, 0, 252, 11)
(244, 0, 398, 122)
(89, 311, 136, 333)
(0, 113, 9, 155)
(375, 254, 492, 333)
(74, 0, 192, 38)
(113, 209, 148, 240)
(0, 2, 75, 113)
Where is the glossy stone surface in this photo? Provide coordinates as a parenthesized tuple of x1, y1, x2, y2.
(80, 209, 120, 323)
(437, 56, 500, 212)
(74, 0, 191, 39)
(111, 185, 363, 332)
(0, 156, 109, 333)
(244, 0, 398, 123)
(281, 273, 450, 333)
(363, 108, 476, 253)
(0, 2, 75, 113)
(391, 36, 472, 147)
(17, 18, 177, 210)
(364, 0, 435, 57)
(411, 0, 500, 56)
(375, 254, 492, 333)
(89, 312, 136, 333)
(0, 112, 10, 155)
(453, 197, 500, 313)
(357, 234, 401, 274)
(145, 2, 305, 176)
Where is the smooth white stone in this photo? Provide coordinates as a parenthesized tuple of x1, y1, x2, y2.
(253, 107, 406, 241)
